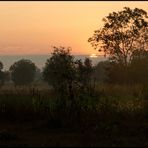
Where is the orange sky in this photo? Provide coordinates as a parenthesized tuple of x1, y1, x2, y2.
(0, 1, 147, 55)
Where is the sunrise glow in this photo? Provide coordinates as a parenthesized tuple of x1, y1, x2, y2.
(0, 1, 147, 55)
(89, 53, 98, 58)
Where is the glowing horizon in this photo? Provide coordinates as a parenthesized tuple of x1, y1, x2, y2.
(0, 1, 148, 56)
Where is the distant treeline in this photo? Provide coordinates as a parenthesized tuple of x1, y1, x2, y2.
(0, 46, 148, 88)
(1, 7, 148, 88)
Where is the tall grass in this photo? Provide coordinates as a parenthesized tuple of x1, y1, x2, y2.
(0, 83, 148, 128)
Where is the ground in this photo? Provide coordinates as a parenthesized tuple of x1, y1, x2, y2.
(0, 119, 97, 147)
(0, 118, 148, 147)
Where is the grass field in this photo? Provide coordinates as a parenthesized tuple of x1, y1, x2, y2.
(0, 84, 148, 146)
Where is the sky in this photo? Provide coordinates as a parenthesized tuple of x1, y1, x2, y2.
(0, 1, 148, 56)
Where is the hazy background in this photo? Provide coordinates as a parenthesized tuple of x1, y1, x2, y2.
(0, 55, 106, 71)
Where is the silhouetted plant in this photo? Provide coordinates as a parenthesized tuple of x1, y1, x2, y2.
(43, 46, 77, 106)
(42, 47, 96, 126)
(0, 61, 6, 87)
(75, 58, 93, 94)
(88, 7, 148, 66)
(93, 61, 109, 83)
(88, 7, 148, 85)
(9, 59, 37, 86)
(129, 50, 148, 85)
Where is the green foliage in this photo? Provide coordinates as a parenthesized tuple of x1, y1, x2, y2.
(9, 59, 36, 86)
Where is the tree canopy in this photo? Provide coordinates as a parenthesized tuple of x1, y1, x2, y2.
(43, 46, 77, 101)
(43, 46, 94, 102)
(88, 7, 148, 66)
(0, 61, 3, 71)
(43, 47, 75, 86)
(0, 61, 4, 86)
(9, 59, 36, 86)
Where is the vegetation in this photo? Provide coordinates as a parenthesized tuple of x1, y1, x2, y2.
(0, 61, 4, 86)
(43, 46, 76, 102)
(9, 59, 37, 86)
(0, 61, 10, 87)
(0, 84, 148, 146)
(88, 7, 148, 65)
(89, 7, 148, 85)
(0, 6, 148, 146)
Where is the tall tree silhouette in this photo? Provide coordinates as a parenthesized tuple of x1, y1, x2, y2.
(88, 7, 148, 66)
(43, 46, 76, 103)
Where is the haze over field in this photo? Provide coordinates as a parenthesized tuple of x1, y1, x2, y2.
(0, 55, 106, 70)
(0, 1, 147, 56)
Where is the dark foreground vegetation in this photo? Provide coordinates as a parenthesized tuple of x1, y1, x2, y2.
(0, 7, 148, 146)
(0, 84, 148, 146)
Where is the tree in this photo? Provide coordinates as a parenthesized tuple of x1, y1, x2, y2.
(43, 46, 76, 102)
(75, 58, 93, 93)
(3, 71, 11, 83)
(0, 61, 4, 86)
(84, 58, 93, 84)
(129, 50, 148, 85)
(0, 61, 11, 86)
(88, 7, 148, 66)
(106, 61, 130, 84)
(93, 61, 109, 83)
(0, 61, 3, 71)
(9, 59, 36, 86)
(34, 67, 42, 82)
